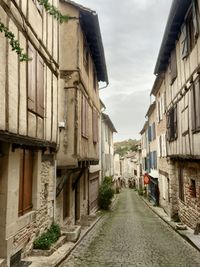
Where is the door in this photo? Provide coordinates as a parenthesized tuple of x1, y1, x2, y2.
(75, 179, 80, 222)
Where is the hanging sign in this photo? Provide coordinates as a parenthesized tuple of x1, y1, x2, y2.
(144, 173, 150, 185)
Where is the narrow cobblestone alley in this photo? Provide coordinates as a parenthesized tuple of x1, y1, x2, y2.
(60, 190, 200, 267)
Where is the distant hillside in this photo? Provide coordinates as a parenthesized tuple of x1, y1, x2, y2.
(114, 139, 138, 157)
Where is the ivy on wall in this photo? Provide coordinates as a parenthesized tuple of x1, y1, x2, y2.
(37, 0, 70, 23)
(0, 0, 71, 61)
(0, 20, 29, 61)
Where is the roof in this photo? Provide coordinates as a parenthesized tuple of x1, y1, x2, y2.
(145, 101, 156, 118)
(100, 99, 106, 110)
(139, 121, 148, 135)
(150, 74, 164, 96)
(154, 0, 191, 74)
(61, 0, 108, 84)
(102, 113, 117, 133)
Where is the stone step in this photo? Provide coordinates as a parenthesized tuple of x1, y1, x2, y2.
(0, 258, 6, 267)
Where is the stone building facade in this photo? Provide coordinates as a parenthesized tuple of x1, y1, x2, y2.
(0, 0, 59, 265)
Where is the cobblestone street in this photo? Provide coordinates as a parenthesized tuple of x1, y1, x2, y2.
(60, 189, 200, 267)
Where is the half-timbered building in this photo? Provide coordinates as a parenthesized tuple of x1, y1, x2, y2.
(56, 0, 108, 226)
(0, 0, 59, 265)
(154, 0, 200, 228)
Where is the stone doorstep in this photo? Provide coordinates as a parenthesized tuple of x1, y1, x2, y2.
(0, 259, 6, 267)
(140, 195, 200, 252)
(22, 214, 103, 267)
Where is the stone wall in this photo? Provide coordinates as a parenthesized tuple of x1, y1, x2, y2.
(177, 162, 200, 229)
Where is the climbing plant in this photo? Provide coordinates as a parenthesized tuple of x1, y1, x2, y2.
(0, 20, 29, 61)
(0, 0, 71, 61)
(37, 0, 70, 23)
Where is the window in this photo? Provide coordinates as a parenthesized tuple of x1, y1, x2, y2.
(28, 42, 44, 117)
(178, 168, 184, 202)
(181, 0, 199, 58)
(190, 179, 196, 198)
(157, 93, 166, 122)
(92, 109, 98, 144)
(152, 123, 156, 140)
(81, 94, 88, 138)
(191, 79, 200, 132)
(170, 49, 177, 85)
(83, 40, 89, 73)
(167, 106, 177, 141)
(158, 134, 167, 157)
(18, 150, 33, 216)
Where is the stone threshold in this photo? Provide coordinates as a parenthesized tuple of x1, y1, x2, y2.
(139, 194, 200, 252)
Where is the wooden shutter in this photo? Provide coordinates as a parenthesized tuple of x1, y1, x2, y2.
(174, 105, 178, 139)
(28, 43, 36, 112)
(18, 150, 24, 216)
(163, 134, 167, 157)
(18, 150, 33, 216)
(191, 84, 196, 131)
(93, 109, 98, 143)
(81, 95, 86, 137)
(85, 100, 89, 138)
(194, 79, 200, 129)
(36, 55, 44, 117)
(156, 100, 160, 122)
(167, 112, 170, 141)
(181, 24, 188, 59)
(157, 137, 160, 158)
(192, 0, 199, 38)
(148, 126, 151, 142)
(23, 150, 33, 213)
(154, 151, 157, 169)
(170, 49, 177, 84)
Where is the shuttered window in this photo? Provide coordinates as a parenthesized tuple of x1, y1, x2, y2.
(81, 95, 88, 138)
(28, 43, 36, 112)
(167, 106, 178, 141)
(92, 109, 98, 144)
(37, 55, 44, 117)
(28, 42, 44, 118)
(170, 49, 177, 85)
(18, 150, 33, 217)
(191, 78, 200, 132)
(178, 168, 185, 202)
(181, 1, 199, 58)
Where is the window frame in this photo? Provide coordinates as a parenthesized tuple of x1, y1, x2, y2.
(178, 167, 185, 202)
(81, 94, 89, 139)
(167, 105, 178, 142)
(191, 77, 200, 133)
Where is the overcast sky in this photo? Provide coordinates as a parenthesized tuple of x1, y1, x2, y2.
(76, 0, 172, 141)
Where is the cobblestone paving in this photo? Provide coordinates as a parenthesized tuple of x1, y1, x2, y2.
(60, 189, 200, 267)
